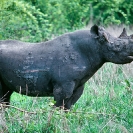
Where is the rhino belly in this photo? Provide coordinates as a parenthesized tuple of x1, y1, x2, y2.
(0, 68, 53, 97)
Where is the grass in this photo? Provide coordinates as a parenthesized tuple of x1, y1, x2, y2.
(0, 63, 133, 133)
(0, 26, 133, 132)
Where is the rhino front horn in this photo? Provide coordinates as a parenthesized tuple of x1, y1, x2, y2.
(119, 28, 127, 38)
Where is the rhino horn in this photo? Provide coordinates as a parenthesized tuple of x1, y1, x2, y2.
(119, 28, 127, 38)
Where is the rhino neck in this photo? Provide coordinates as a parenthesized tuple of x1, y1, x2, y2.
(77, 33, 104, 69)
(70, 31, 105, 80)
(79, 38, 105, 84)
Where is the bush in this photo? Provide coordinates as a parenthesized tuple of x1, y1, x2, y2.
(1, 0, 133, 41)
(0, 0, 51, 42)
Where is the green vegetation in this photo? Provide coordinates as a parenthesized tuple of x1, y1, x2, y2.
(0, 0, 133, 132)
(0, 0, 133, 42)
(1, 63, 133, 133)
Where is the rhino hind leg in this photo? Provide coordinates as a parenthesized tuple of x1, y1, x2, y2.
(53, 81, 75, 109)
(0, 81, 13, 105)
(64, 85, 84, 109)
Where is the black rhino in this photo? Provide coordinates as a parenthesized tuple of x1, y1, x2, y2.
(0, 25, 133, 109)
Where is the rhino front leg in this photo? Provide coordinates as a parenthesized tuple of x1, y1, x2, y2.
(53, 81, 75, 108)
(64, 85, 84, 109)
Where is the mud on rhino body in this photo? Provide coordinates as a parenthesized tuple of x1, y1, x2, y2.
(0, 25, 133, 109)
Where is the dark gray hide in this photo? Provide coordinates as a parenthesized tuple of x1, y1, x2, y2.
(0, 25, 133, 109)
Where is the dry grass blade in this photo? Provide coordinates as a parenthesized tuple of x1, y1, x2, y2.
(99, 115, 116, 133)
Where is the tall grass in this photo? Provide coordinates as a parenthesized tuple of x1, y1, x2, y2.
(0, 26, 133, 132)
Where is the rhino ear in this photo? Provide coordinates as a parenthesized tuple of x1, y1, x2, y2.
(90, 25, 99, 36)
(119, 28, 127, 38)
(98, 27, 109, 42)
(90, 25, 109, 42)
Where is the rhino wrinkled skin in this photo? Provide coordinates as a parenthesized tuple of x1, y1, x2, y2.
(0, 25, 133, 109)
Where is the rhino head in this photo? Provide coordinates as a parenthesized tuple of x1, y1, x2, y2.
(90, 25, 133, 64)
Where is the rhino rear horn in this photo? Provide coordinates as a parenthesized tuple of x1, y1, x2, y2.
(119, 28, 127, 38)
